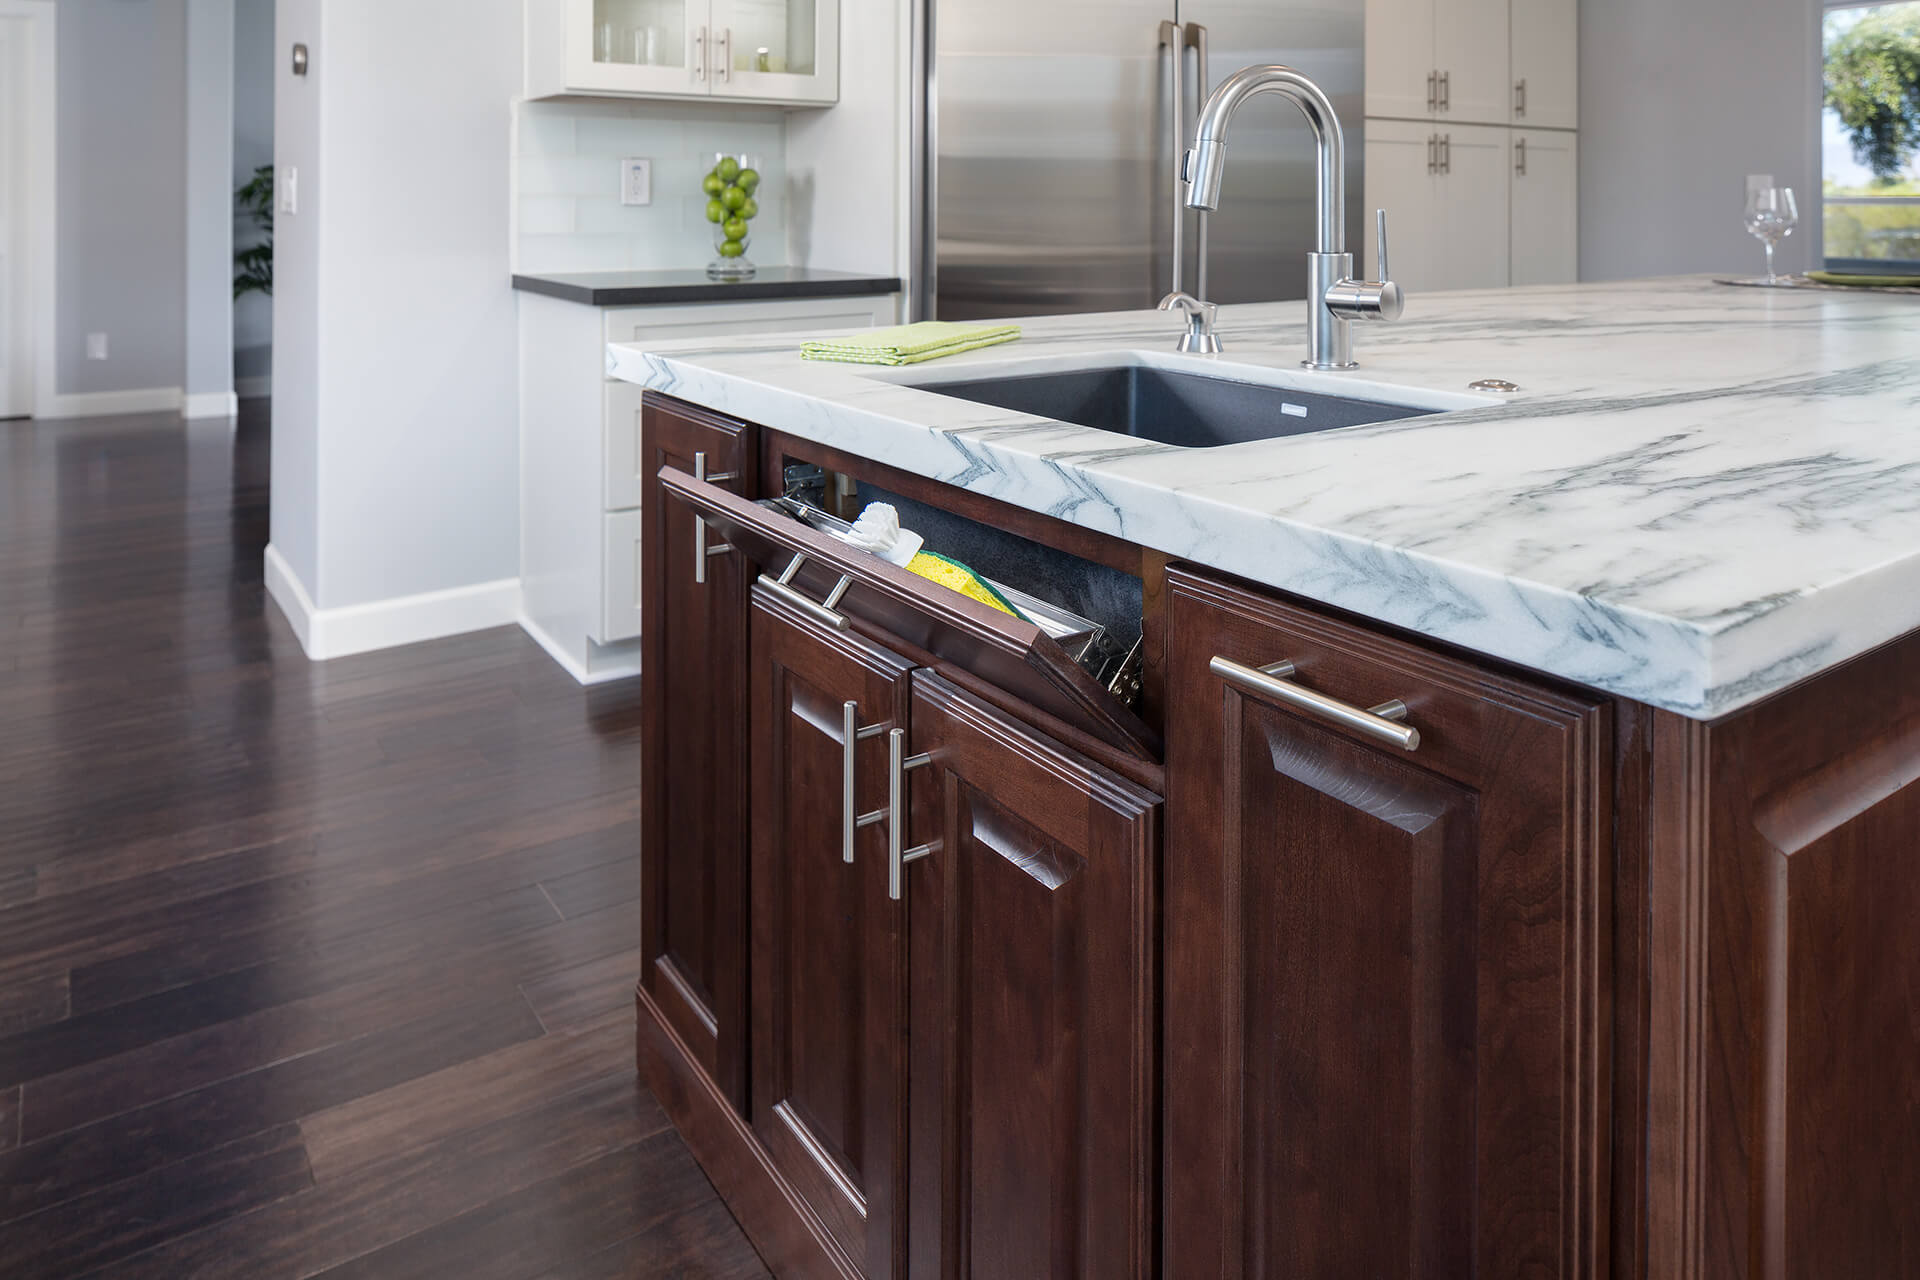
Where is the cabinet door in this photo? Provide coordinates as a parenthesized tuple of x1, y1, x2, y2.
(708, 0, 838, 104)
(640, 395, 757, 1111)
(1434, 124, 1511, 290)
(1365, 0, 1436, 120)
(1511, 128, 1578, 286)
(1162, 567, 1611, 1280)
(902, 670, 1159, 1280)
(564, 0, 711, 96)
(1364, 120, 1439, 295)
(750, 588, 914, 1280)
(1510, 0, 1576, 128)
(1434, 0, 1510, 125)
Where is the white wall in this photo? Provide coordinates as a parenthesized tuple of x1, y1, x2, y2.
(184, 0, 235, 412)
(270, 0, 522, 625)
(270, 0, 320, 593)
(54, 0, 188, 398)
(784, 0, 905, 277)
(516, 100, 788, 273)
(233, 0, 273, 387)
(1580, 0, 1822, 280)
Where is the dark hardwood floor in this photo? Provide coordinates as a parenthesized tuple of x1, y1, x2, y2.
(0, 403, 766, 1278)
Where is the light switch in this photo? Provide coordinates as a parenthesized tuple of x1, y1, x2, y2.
(279, 166, 299, 216)
(86, 333, 108, 361)
(620, 158, 651, 207)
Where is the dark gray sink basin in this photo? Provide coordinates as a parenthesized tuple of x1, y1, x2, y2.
(914, 364, 1439, 448)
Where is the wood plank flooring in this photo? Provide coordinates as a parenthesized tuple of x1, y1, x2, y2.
(0, 404, 766, 1277)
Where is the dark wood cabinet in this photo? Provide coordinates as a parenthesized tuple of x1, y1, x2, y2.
(1161, 566, 1613, 1279)
(903, 670, 1159, 1280)
(748, 587, 915, 1279)
(639, 395, 758, 1112)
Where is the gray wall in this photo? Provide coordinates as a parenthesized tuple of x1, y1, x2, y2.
(55, 0, 189, 396)
(185, 0, 234, 403)
(270, 0, 320, 593)
(233, 0, 273, 385)
(1580, 0, 1822, 280)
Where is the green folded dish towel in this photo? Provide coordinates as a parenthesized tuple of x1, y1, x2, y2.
(802, 321, 1021, 366)
(1806, 270, 1920, 288)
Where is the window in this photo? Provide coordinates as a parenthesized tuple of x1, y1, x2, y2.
(1823, 2, 1920, 270)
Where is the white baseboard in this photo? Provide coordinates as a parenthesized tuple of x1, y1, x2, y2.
(518, 612, 643, 685)
(183, 390, 239, 419)
(40, 386, 184, 420)
(265, 543, 524, 661)
(235, 375, 272, 399)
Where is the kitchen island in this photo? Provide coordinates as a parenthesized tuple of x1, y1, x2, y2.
(611, 277, 1920, 1279)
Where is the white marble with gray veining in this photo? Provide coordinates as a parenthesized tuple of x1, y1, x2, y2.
(607, 276, 1920, 719)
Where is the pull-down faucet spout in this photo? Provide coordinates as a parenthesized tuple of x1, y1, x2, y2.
(1184, 64, 1402, 369)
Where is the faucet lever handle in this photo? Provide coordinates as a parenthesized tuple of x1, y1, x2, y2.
(1376, 209, 1391, 284)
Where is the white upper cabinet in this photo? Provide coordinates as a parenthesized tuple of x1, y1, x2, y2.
(1364, 120, 1511, 294)
(1364, 0, 1437, 122)
(1510, 0, 1577, 129)
(525, 0, 838, 106)
(1434, 0, 1511, 125)
(1510, 128, 1578, 284)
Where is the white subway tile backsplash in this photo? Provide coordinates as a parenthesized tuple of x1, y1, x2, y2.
(514, 100, 789, 276)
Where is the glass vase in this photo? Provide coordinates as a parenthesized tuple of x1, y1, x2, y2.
(703, 151, 762, 280)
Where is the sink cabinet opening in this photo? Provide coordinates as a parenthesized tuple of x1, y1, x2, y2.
(914, 364, 1439, 447)
(775, 461, 1147, 709)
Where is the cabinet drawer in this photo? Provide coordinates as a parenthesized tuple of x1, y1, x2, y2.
(603, 296, 895, 347)
(604, 379, 644, 511)
(659, 465, 1159, 760)
(598, 509, 643, 643)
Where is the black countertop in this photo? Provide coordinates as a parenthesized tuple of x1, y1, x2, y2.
(512, 267, 903, 307)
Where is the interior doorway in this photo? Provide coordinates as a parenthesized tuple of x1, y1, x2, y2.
(0, 0, 53, 421)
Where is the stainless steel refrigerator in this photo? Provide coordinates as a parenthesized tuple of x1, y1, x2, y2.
(910, 0, 1365, 322)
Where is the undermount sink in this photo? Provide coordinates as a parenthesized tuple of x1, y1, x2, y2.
(908, 363, 1443, 448)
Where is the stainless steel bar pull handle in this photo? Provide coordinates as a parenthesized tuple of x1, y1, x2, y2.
(757, 554, 851, 631)
(1210, 655, 1421, 751)
(1515, 78, 1526, 117)
(714, 27, 731, 82)
(1515, 136, 1527, 176)
(842, 702, 887, 863)
(1439, 70, 1450, 112)
(691, 452, 738, 586)
(886, 728, 935, 900)
(1158, 20, 1185, 297)
(1427, 70, 1437, 113)
(693, 26, 707, 81)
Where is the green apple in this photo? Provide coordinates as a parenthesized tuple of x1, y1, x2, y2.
(723, 216, 748, 241)
(716, 156, 741, 183)
(720, 185, 747, 212)
(717, 239, 746, 258)
(737, 168, 760, 194)
(740, 197, 759, 219)
(705, 198, 727, 223)
(702, 173, 724, 197)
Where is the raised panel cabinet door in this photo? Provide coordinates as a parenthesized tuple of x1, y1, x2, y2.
(1161, 567, 1611, 1280)
(1364, 119, 1440, 295)
(640, 394, 758, 1112)
(1434, 123, 1512, 290)
(1510, 0, 1577, 128)
(1365, 0, 1437, 120)
(1433, 0, 1510, 125)
(1511, 128, 1578, 286)
(902, 670, 1159, 1280)
(750, 588, 915, 1280)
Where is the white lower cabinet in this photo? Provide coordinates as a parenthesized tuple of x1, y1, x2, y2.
(1510, 128, 1579, 286)
(519, 289, 898, 682)
(1365, 118, 1575, 294)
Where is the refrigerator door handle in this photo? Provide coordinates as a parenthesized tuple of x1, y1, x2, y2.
(1159, 20, 1185, 298)
(1184, 22, 1210, 301)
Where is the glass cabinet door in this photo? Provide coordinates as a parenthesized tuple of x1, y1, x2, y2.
(567, 0, 708, 96)
(708, 0, 838, 103)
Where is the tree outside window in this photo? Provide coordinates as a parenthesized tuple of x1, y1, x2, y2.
(1824, 2, 1920, 267)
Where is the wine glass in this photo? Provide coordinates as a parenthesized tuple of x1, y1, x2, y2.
(1745, 187, 1798, 284)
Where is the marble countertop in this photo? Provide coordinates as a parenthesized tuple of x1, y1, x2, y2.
(607, 276, 1920, 720)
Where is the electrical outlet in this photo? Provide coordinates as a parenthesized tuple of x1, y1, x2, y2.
(86, 333, 108, 361)
(620, 158, 651, 207)
(279, 166, 299, 216)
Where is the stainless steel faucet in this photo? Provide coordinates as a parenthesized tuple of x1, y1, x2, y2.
(1185, 65, 1403, 369)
